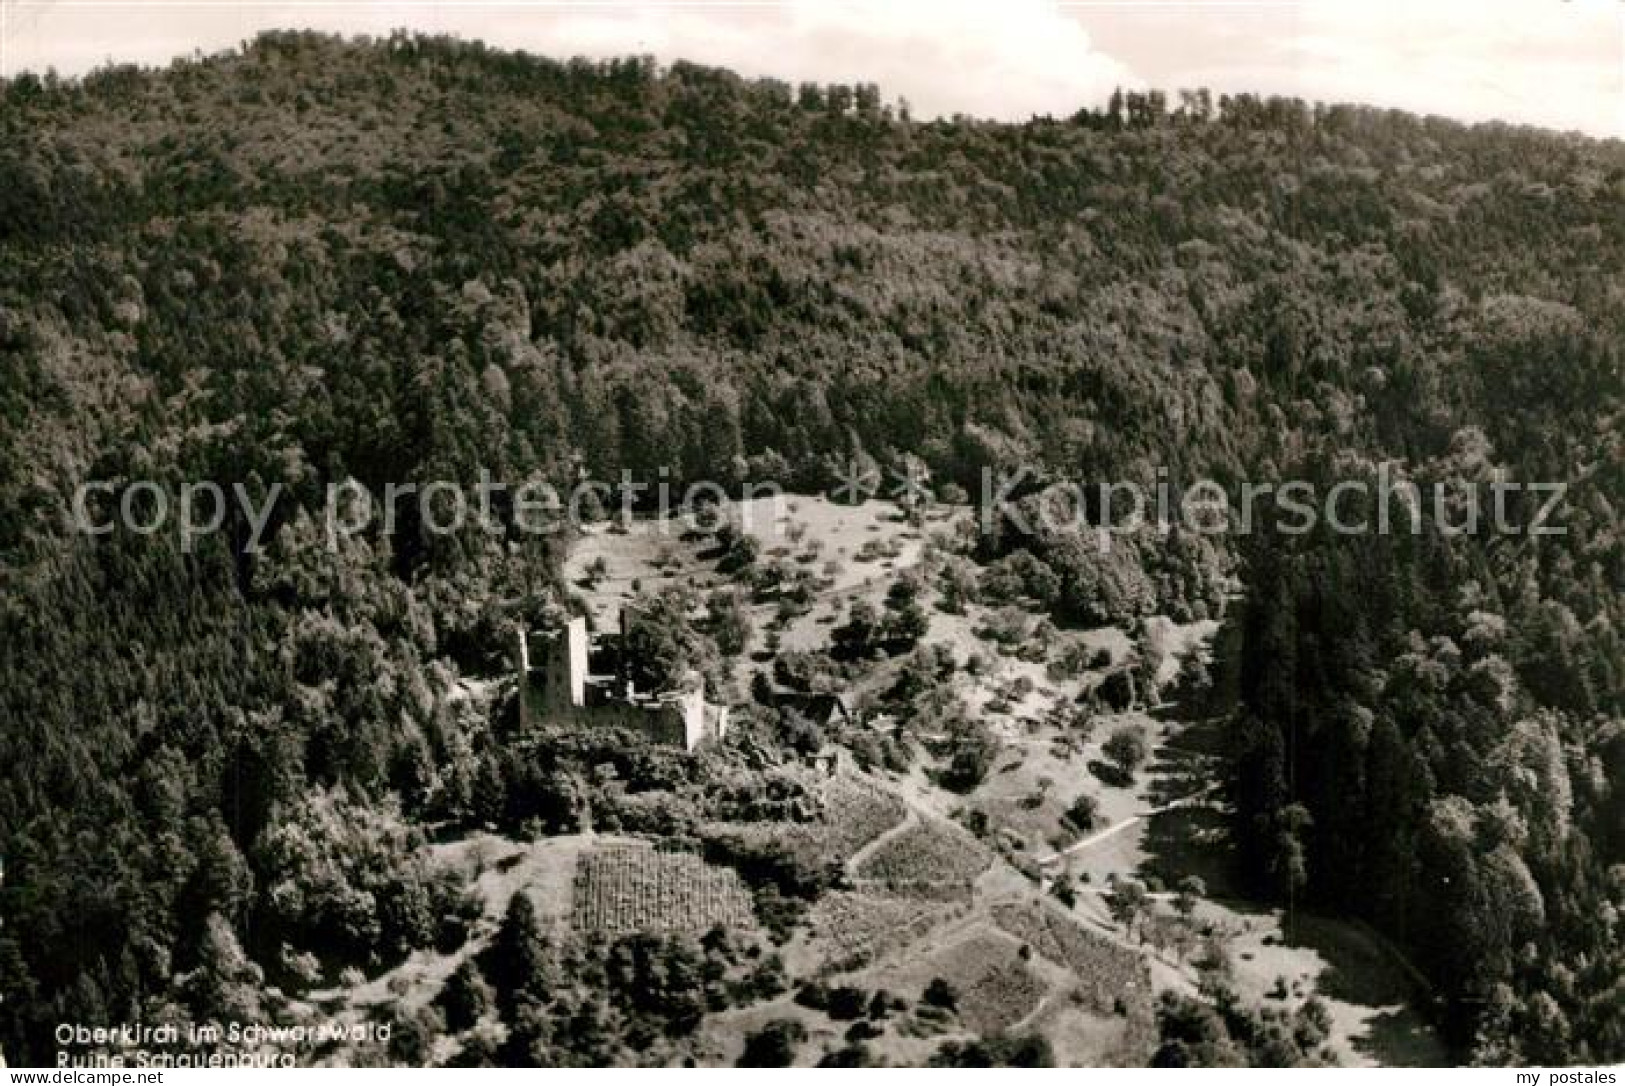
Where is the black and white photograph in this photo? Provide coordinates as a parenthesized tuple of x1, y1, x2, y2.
(0, 0, 1621, 1073)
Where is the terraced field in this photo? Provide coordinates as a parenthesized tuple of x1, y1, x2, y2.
(818, 772, 910, 860)
(853, 817, 992, 902)
(991, 900, 1150, 1013)
(572, 844, 756, 934)
(804, 890, 966, 970)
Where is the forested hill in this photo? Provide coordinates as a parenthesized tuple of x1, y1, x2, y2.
(1, 31, 1621, 1066)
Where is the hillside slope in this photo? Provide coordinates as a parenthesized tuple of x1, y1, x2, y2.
(0, 32, 1620, 1066)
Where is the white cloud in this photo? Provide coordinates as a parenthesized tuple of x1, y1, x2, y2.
(777, 0, 1139, 118)
(1, 0, 1136, 120)
(2, 0, 1620, 136)
(441, 0, 1141, 120)
(1169, 0, 1623, 136)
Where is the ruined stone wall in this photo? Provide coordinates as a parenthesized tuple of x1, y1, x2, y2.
(516, 623, 724, 751)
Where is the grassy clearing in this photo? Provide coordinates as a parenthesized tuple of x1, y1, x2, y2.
(563, 495, 940, 646)
(849, 924, 1049, 1038)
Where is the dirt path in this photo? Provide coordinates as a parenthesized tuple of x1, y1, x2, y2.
(1035, 782, 1221, 866)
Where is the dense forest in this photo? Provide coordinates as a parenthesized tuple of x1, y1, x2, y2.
(0, 32, 1620, 1066)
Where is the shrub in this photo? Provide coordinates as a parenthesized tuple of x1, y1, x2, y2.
(739, 1019, 807, 1067)
(1103, 725, 1151, 777)
(826, 985, 869, 1021)
(923, 977, 960, 1010)
(819, 1041, 876, 1067)
(794, 980, 830, 1010)
(439, 960, 494, 1032)
(1059, 790, 1098, 832)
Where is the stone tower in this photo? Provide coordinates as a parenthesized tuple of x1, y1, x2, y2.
(516, 617, 588, 728)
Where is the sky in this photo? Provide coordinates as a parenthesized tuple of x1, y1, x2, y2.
(1, 0, 1622, 138)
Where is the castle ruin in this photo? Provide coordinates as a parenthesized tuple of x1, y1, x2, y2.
(515, 615, 729, 751)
